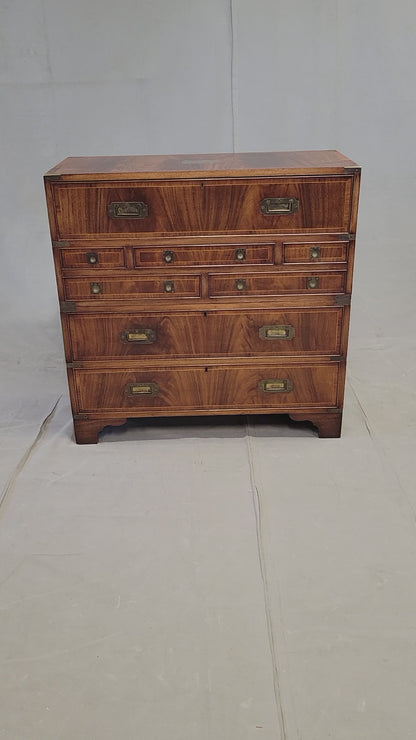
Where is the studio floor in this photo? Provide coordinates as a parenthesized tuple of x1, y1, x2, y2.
(1, 313, 415, 740)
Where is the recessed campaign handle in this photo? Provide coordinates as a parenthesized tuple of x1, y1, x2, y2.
(125, 382, 159, 396)
(259, 379, 294, 393)
(260, 197, 299, 215)
(120, 328, 157, 344)
(259, 325, 295, 340)
(108, 202, 149, 219)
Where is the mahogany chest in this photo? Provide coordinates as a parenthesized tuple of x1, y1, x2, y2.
(44, 151, 360, 443)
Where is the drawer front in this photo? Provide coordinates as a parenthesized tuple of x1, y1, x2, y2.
(68, 308, 343, 360)
(209, 271, 346, 297)
(73, 363, 339, 413)
(60, 248, 125, 269)
(283, 242, 348, 264)
(63, 275, 201, 300)
(134, 243, 274, 268)
(52, 176, 353, 237)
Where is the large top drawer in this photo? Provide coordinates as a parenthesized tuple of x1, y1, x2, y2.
(48, 176, 354, 239)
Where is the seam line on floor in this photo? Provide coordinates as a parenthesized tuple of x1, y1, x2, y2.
(348, 377, 416, 525)
(0, 396, 61, 517)
(245, 418, 288, 740)
(347, 378, 374, 439)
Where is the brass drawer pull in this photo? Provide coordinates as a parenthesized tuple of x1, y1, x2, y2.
(108, 201, 149, 219)
(121, 328, 156, 344)
(235, 248, 246, 262)
(261, 197, 300, 215)
(259, 378, 293, 393)
(163, 250, 175, 263)
(90, 281, 102, 295)
(87, 251, 99, 265)
(236, 278, 247, 291)
(259, 324, 295, 340)
(125, 382, 159, 396)
(307, 276, 320, 289)
(164, 280, 175, 293)
(310, 246, 321, 260)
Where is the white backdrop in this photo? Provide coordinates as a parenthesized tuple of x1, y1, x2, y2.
(1, 0, 415, 452)
(1, 5, 416, 737)
(1, 0, 415, 330)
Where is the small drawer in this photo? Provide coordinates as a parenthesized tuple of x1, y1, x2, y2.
(208, 271, 346, 297)
(60, 248, 126, 269)
(283, 242, 348, 264)
(63, 275, 201, 300)
(72, 362, 339, 413)
(134, 243, 274, 268)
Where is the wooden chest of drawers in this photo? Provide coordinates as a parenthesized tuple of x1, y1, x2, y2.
(44, 151, 360, 443)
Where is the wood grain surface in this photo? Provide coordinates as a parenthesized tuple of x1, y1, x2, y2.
(45, 150, 359, 181)
(44, 150, 360, 442)
(72, 363, 340, 413)
(51, 177, 353, 238)
(67, 308, 343, 360)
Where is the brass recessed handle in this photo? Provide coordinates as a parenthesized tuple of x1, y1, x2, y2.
(108, 201, 149, 218)
(90, 281, 102, 295)
(164, 280, 175, 293)
(87, 251, 99, 265)
(236, 278, 247, 291)
(125, 382, 159, 396)
(120, 328, 156, 344)
(310, 246, 321, 260)
(259, 325, 295, 340)
(163, 250, 175, 263)
(307, 276, 320, 289)
(235, 248, 246, 262)
(259, 378, 293, 393)
(261, 197, 300, 215)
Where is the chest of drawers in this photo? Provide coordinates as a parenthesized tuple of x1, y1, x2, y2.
(44, 151, 360, 443)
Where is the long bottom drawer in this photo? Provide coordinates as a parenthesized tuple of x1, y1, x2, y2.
(71, 363, 340, 413)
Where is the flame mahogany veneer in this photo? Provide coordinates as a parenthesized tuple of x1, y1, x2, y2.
(44, 150, 360, 443)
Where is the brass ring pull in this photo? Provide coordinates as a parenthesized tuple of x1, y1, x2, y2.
(87, 251, 99, 265)
(236, 278, 247, 291)
(307, 276, 319, 289)
(235, 248, 246, 262)
(163, 250, 175, 264)
(90, 281, 102, 295)
(120, 328, 156, 344)
(310, 246, 321, 260)
(164, 280, 175, 293)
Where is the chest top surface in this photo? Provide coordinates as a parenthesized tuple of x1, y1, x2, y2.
(45, 150, 359, 181)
